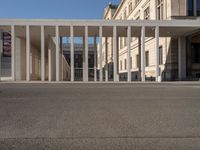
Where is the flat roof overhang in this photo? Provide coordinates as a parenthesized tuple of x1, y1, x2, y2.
(0, 19, 200, 38)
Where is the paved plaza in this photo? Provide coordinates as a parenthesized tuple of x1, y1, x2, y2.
(0, 82, 200, 149)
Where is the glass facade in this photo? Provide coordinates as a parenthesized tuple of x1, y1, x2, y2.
(188, 0, 194, 16)
(197, 0, 200, 15)
(188, 0, 200, 16)
(192, 43, 200, 63)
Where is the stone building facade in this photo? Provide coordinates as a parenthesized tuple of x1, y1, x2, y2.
(102, 0, 200, 81)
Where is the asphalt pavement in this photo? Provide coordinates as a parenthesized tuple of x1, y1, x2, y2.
(0, 82, 200, 149)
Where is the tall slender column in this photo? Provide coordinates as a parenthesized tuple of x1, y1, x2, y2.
(85, 26, 88, 82)
(26, 26, 30, 81)
(116, 36, 119, 81)
(11, 26, 15, 81)
(55, 26, 60, 82)
(99, 26, 103, 82)
(141, 26, 145, 82)
(70, 26, 74, 82)
(94, 36, 97, 82)
(138, 37, 141, 81)
(48, 35, 52, 82)
(105, 37, 108, 82)
(60, 37, 63, 81)
(127, 26, 131, 82)
(0, 30, 2, 81)
(113, 26, 118, 82)
(178, 36, 186, 80)
(178, 37, 181, 80)
(41, 26, 45, 81)
(82, 36, 85, 81)
(155, 26, 160, 82)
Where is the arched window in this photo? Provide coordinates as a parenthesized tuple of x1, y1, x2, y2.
(157, 0, 163, 20)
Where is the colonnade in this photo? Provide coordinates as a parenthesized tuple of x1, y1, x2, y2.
(2, 23, 187, 82)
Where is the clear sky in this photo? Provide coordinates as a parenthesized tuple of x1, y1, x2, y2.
(0, 0, 120, 19)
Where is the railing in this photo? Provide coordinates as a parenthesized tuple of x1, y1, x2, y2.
(74, 68, 83, 80)
(73, 68, 95, 81)
(89, 68, 95, 81)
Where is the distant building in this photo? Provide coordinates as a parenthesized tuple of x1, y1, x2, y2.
(101, 0, 200, 81)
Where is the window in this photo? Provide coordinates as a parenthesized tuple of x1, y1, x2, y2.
(192, 43, 200, 63)
(120, 60, 123, 70)
(130, 56, 133, 69)
(159, 46, 163, 65)
(197, 0, 200, 15)
(157, 0, 164, 20)
(75, 62, 79, 68)
(89, 54, 94, 68)
(124, 59, 127, 70)
(136, 54, 140, 68)
(188, 0, 194, 16)
(187, 0, 200, 16)
(120, 16, 123, 49)
(144, 7, 150, 20)
(145, 51, 149, 67)
(129, 1, 133, 14)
